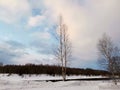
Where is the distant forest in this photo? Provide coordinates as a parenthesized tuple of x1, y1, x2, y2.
(0, 64, 112, 76)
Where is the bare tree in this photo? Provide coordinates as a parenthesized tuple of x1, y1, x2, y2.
(97, 33, 120, 85)
(54, 16, 72, 81)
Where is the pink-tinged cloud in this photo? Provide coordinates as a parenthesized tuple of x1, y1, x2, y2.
(43, 0, 120, 64)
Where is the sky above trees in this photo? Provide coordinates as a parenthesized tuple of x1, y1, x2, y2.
(0, 0, 120, 69)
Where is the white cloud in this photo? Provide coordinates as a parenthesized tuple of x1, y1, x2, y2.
(0, 40, 26, 64)
(0, 40, 56, 65)
(0, 0, 31, 23)
(12, 52, 55, 65)
(28, 15, 45, 27)
(0, 0, 120, 68)
(42, 0, 120, 65)
(31, 31, 51, 40)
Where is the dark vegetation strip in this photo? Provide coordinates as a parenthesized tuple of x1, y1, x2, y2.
(0, 64, 111, 76)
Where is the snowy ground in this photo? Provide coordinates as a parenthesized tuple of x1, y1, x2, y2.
(0, 74, 120, 90)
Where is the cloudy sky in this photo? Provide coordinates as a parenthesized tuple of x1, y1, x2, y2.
(0, 0, 120, 69)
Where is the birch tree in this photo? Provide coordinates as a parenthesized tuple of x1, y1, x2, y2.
(54, 16, 72, 81)
(97, 33, 120, 85)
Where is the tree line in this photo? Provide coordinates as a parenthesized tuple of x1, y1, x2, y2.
(0, 64, 111, 76)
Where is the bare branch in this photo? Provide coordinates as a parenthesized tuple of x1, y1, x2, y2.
(53, 15, 72, 81)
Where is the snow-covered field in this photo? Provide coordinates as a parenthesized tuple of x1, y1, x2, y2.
(0, 74, 120, 90)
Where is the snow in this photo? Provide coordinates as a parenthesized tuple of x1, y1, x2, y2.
(0, 74, 120, 90)
(0, 74, 103, 81)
